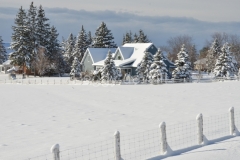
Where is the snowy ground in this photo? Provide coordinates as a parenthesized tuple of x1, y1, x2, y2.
(0, 73, 240, 159)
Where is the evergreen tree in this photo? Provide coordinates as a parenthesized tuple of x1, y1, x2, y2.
(92, 22, 117, 48)
(26, 2, 37, 63)
(122, 31, 133, 45)
(133, 33, 138, 43)
(188, 44, 197, 68)
(72, 25, 88, 61)
(47, 26, 65, 75)
(206, 39, 221, 72)
(136, 51, 153, 81)
(138, 29, 150, 43)
(70, 57, 81, 77)
(63, 33, 75, 72)
(172, 44, 192, 81)
(10, 6, 32, 68)
(149, 48, 168, 82)
(87, 31, 92, 47)
(0, 36, 7, 64)
(213, 43, 238, 77)
(36, 5, 50, 49)
(99, 50, 120, 80)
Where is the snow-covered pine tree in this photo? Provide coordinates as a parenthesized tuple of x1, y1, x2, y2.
(0, 36, 7, 64)
(92, 22, 117, 48)
(87, 31, 92, 47)
(136, 51, 153, 82)
(206, 39, 221, 72)
(122, 31, 133, 45)
(72, 25, 88, 62)
(122, 34, 126, 46)
(10, 6, 32, 68)
(26, 2, 37, 62)
(172, 44, 192, 81)
(149, 48, 168, 82)
(213, 43, 238, 77)
(36, 5, 50, 49)
(138, 29, 150, 43)
(99, 50, 120, 80)
(133, 33, 138, 43)
(188, 44, 197, 68)
(47, 26, 65, 75)
(63, 33, 75, 72)
(70, 57, 81, 78)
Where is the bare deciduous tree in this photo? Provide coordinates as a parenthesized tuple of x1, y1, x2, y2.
(161, 35, 197, 67)
(33, 46, 50, 76)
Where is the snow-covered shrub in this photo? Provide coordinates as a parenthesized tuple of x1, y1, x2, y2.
(172, 44, 192, 81)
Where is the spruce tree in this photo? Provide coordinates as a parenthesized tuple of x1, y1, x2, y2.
(122, 31, 133, 45)
(136, 51, 153, 81)
(70, 57, 81, 77)
(149, 48, 168, 82)
(10, 6, 32, 68)
(99, 50, 120, 80)
(0, 36, 7, 64)
(206, 39, 221, 72)
(87, 31, 92, 47)
(172, 44, 192, 81)
(63, 33, 75, 72)
(213, 43, 238, 77)
(72, 25, 88, 61)
(92, 22, 117, 48)
(133, 33, 138, 43)
(36, 5, 50, 49)
(138, 29, 150, 43)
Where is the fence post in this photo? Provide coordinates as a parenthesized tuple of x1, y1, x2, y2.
(159, 122, 167, 154)
(51, 144, 60, 160)
(229, 107, 235, 135)
(196, 113, 203, 145)
(114, 131, 121, 160)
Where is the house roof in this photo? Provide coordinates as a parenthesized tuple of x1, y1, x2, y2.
(82, 48, 116, 63)
(118, 47, 134, 59)
(2, 60, 12, 65)
(122, 43, 153, 67)
(93, 58, 136, 67)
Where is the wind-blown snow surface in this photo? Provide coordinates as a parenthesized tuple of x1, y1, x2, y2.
(0, 76, 240, 159)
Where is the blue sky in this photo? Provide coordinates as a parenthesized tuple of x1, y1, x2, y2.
(1, 0, 240, 49)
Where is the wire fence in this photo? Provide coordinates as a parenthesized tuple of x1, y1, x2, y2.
(24, 108, 240, 160)
(0, 75, 239, 86)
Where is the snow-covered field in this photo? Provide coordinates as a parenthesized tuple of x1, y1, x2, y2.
(0, 73, 240, 159)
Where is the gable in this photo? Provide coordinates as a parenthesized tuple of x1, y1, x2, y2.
(146, 44, 158, 55)
(114, 50, 123, 60)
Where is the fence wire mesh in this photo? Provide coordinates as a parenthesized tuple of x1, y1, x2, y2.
(166, 121, 197, 151)
(121, 128, 161, 160)
(234, 111, 240, 131)
(203, 113, 229, 140)
(59, 139, 114, 160)
(26, 153, 53, 160)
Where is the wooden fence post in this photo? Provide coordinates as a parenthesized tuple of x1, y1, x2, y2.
(159, 122, 167, 155)
(51, 144, 60, 160)
(196, 113, 203, 145)
(114, 131, 121, 160)
(229, 107, 235, 135)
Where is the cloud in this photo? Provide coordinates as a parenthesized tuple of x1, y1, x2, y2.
(1, 7, 240, 50)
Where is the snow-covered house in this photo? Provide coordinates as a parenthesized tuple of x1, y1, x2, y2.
(0, 60, 13, 74)
(92, 43, 175, 76)
(81, 48, 116, 73)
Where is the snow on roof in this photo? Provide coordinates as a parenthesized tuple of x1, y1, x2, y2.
(87, 48, 116, 63)
(118, 47, 134, 59)
(122, 43, 153, 67)
(2, 60, 12, 65)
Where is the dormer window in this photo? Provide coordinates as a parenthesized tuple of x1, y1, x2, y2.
(118, 55, 122, 60)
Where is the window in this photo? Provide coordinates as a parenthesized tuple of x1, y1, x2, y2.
(118, 55, 122, 60)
